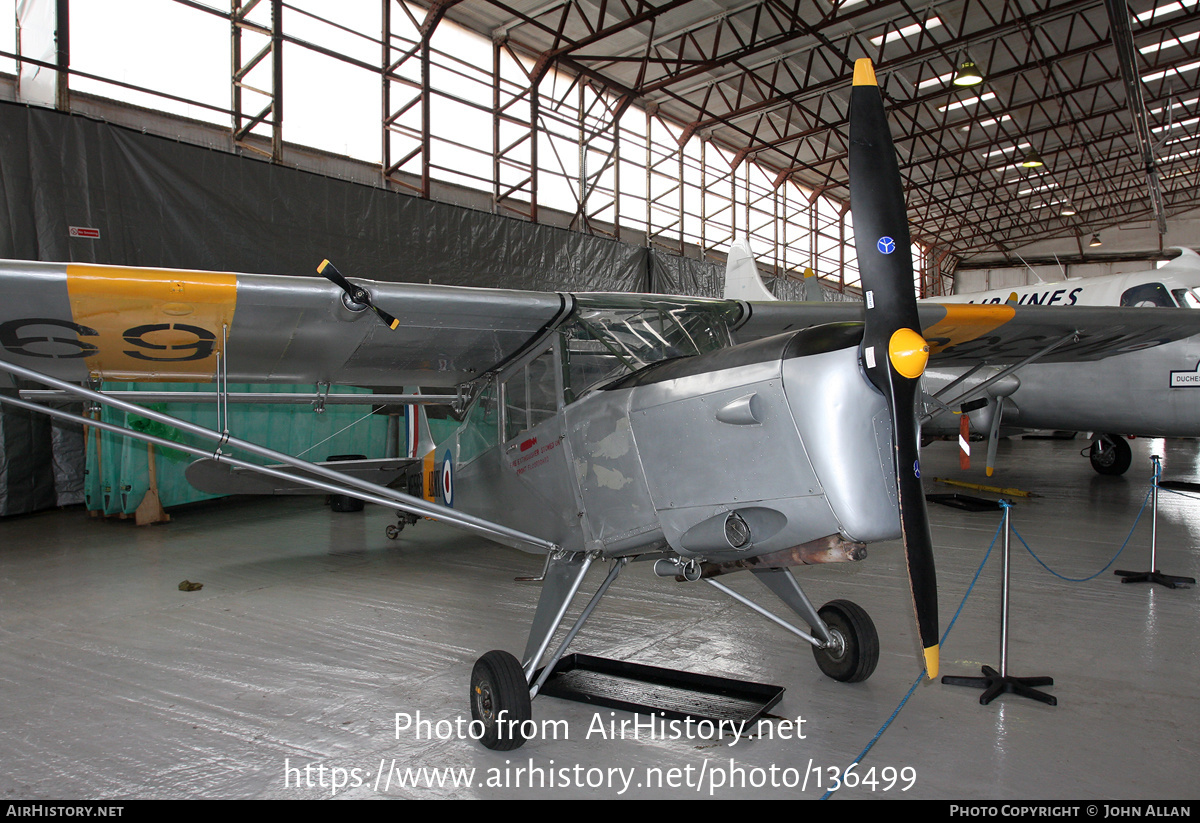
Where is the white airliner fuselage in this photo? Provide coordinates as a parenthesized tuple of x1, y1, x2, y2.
(926, 248, 1200, 474)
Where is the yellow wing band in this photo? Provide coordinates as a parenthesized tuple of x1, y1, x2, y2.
(66, 263, 237, 381)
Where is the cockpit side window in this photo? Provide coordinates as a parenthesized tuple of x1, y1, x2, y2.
(1120, 282, 1175, 307)
(503, 347, 559, 442)
(459, 380, 499, 464)
(1171, 288, 1200, 309)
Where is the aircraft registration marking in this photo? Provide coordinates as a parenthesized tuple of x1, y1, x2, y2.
(65, 263, 237, 380)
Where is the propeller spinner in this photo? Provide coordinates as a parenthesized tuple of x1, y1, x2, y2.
(849, 59, 939, 679)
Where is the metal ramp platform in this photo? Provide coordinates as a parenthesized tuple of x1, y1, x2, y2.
(538, 653, 785, 725)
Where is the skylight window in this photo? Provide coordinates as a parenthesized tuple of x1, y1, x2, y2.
(938, 91, 996, 112)
(1151, 115, 1200, 133)
(1018, 182, 1059, 195)
(1142, 59, 1200, 82)
(962, 114, 1012, 131)
(1150, 95, 1199, 115)
(917, 71, 955, 89)
(1162, 145, 1200, 162)
(1135, 0, 1199, 23)
(983, 142, 1031, 158)
(1139, 30, 1200, 54)
(870, 17, 943, 46)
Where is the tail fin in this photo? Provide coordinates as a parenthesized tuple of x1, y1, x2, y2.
(722, 243, 779, 302)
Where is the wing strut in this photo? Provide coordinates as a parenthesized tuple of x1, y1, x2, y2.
(0, 357, 558, 555)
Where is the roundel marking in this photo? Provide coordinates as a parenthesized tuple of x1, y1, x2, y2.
(441, 450, 454, 507)
(877, 236, 896, 255)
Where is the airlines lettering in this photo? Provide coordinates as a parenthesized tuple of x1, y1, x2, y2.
(967, 287, 1084, 306)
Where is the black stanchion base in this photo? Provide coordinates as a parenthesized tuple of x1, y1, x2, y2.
(1114, 568, 1195, 589)
(942, 665, 1057, 706)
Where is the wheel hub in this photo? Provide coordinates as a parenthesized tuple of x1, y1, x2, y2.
(822, 627, 847, 661)
(474, 681, 496, 722)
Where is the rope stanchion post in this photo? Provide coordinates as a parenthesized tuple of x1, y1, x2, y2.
(941, 500, 1058, 706)
(1114, 455, 1195, 589)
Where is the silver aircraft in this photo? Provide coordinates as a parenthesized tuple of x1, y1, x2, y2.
(3, 60, 1200, 751)
(728, 246, 1200, 477)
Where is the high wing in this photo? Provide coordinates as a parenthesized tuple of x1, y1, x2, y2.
(736, 301, 1200, 363)
(3, 259, 1200, 392)
(0, 260, 567, 387)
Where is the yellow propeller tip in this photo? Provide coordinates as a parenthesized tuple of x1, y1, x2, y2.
(388, 319, 400, 330)
(853, 58, 877, 87)
(924, 644, 940, 680)
(317, 259, 330, 273)
(986, 467, 994, 477)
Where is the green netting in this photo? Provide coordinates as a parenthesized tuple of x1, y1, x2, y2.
(84, 384, 388, 515)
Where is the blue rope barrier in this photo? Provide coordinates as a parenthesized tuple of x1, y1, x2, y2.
(820, 516, 1004, 799)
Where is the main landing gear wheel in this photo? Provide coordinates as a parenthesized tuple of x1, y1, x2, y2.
(812, 599, 879, 683)
(1089, 435, 1132, 476)
(470, 650, 531, 751)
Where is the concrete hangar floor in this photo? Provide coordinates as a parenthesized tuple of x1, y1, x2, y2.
(1, 435, 1198, 800)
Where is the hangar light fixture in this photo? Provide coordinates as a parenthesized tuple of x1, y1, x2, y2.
(1019, 148, 1045, 167)
(953, 60, 984, 86)
(1089, 234, 1103, 247)
(1060, 205, 1078, 216)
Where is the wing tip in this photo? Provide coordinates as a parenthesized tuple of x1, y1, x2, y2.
(853, 58, 877, 87)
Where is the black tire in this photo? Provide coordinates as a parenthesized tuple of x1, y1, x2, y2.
(812, 599, 879, 683)
(327, 454, 366, 512)
(1089, 435, 1132, 476)
(470, 650, 532, 751)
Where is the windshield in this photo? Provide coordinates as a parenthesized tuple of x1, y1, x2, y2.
(560, 297, 741, 400)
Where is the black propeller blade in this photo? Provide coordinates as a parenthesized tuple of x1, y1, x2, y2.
(848, 59, 939, 679)
(318, 259, 400, 330)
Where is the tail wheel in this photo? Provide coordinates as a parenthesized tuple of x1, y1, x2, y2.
(470, 650, 531, 751)
(812, 599, 879, 683)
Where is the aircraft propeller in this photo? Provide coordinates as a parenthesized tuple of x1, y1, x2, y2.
(848, 59, 939, 679)
(318, 259, 401, 330)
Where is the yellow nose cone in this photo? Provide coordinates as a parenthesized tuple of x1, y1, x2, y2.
(889, 328, 930, 378)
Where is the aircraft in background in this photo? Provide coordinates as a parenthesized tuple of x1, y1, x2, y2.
(2, 60, 1200, 751)
(727, 248, 1200, 476)
(942, 248, 1200, 311)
